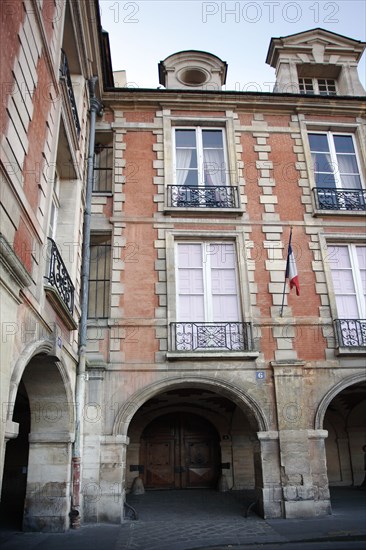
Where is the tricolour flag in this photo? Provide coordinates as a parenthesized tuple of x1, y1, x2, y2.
(285, 229, 300, 296)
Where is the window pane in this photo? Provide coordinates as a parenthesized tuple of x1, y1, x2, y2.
(315, 172, 336, 188)
(175, 129, 196, 147)
(202, 130, 223, 148)
(336, 154, 359, 175)
(309, 134, 329, 152)
(333, 135, 355, 154)
(312, 152, 334, 173)
(340, 175, 362, 189)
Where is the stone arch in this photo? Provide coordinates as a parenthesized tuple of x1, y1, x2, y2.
(6, 338, 74, 429)
(315, 372, 366, 430)
(113, 376, 268, 437)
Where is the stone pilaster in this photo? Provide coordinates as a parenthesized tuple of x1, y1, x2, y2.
(256, 431, 282, 518)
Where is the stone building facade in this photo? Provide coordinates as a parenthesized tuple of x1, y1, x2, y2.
(0, 0, 108, 531)
(0, 8, 365, 532)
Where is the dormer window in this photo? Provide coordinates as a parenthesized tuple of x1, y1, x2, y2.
(299, 78, 337, 96)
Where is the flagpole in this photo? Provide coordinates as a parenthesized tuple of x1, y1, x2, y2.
(280, 226, 293, 317)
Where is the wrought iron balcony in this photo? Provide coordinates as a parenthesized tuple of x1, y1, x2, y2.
(45, 238, 75, 314)
(313, 188, 366, 211)
(334, 319, 366, 348)
(167, 185, 239, 208)
(60, 50, 81, 138)
(171, 322, 254, 352)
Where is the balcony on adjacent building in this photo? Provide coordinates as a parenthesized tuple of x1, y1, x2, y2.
(313, 188, 366, 211)
(170, 322, 254, 352)
(334, 319, 366, 348)
(167, 185, 239, 209)
(60, 49, 81, 139)
(44, 238, 77, 329)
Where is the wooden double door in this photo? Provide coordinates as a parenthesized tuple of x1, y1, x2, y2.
(141, 413, 220, 489)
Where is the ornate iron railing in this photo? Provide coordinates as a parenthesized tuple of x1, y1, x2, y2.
(60, 50, 81, 138)
(313, 188, 366, 211)
(334, 319, 366, 347)
(167, 185, 239, 208)
(171, 322, 253, 351)
(45, 238, 75, 314)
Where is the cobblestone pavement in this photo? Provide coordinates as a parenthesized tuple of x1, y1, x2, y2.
(1, 487, 365, 550)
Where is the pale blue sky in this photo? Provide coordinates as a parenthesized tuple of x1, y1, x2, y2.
(99, 0, 366, 91)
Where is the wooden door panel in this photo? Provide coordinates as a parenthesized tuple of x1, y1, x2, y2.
(146, 441, 174, 488)
(141, 413, 220, 489)
(185, 439, 218, 488)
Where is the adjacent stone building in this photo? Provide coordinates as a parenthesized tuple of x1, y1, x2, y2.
(0, 0, 108, 531)
(1, 5, 365, 532)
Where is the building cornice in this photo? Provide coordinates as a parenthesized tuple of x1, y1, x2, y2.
(101, 89, 366, 116)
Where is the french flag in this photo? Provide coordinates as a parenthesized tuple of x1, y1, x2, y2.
(285, 229, 300, 296)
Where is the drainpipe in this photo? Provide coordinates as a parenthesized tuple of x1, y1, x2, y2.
(71, 76, 103, 528)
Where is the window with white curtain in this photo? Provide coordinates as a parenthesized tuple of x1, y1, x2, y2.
(309, 132, 365, 211)
(174, 128, 228, 188)
(172, 241, 250, 351)
(309, 133, 362, 190)
(328, 244, 366, 346)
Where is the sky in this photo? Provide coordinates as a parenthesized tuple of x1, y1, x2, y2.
(99, 0, 366, 91)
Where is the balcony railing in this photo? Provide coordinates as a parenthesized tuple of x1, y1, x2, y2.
(313, 188, 366, 211)
(45, 238, 75, 314)
(171, 322, 254, 352)
(167, 185, 239, 208)
(60, 50, 81, 138)
(334, 319, 366, 348)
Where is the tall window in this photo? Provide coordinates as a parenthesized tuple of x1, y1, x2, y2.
(93, 139, 113, 192)
(176, 242, 239, 322)
(170, 128, 234, 208)
(299, 78, 336, 96)
(328, 244, 366, 346)
(174, 128, 227, 187)
(48, 171, 60, 240)
(88, 235, 111, 319)
(172, 242, 249, 351)
(309, 133, 364, 210)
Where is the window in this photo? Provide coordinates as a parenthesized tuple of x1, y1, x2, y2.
(48, 171, 60, 240)
(88, 235, 111, 318)
(93, 139, 113, 192)
(328, 244, 366, 346)
(309, 132, 365, 211)
(171, 242, 251, 351)
(299, 78, 336, 96)
(169, 127, 238, 208)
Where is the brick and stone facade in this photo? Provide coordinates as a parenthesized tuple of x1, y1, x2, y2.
(1, 13, 365, 531)
(82, 29, 366, 522)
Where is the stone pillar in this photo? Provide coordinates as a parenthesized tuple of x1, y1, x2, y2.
(348, 427, 366, 485)
(272, 361, 329, 518)
(256, 431, 282, 518)
(126, 442, 141, 491)
(220, 439, 234, 490)
(95, 435, 129, 523)
(308, 429, 331, 515)
(23, 432, 73, 532)
(336, 436, 353, 485)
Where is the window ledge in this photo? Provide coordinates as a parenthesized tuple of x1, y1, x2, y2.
(44, 285, 78, 330)
(335, 346, 366, 357)
(313, 209, 366, 217)
(166, 350, 259, 361)
(164, 207, 244, 216)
